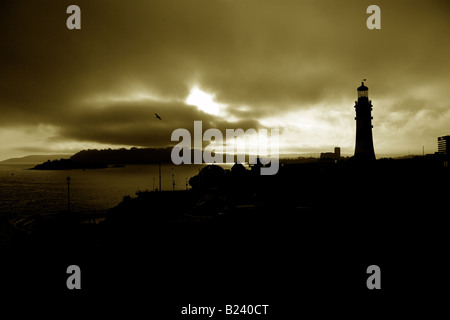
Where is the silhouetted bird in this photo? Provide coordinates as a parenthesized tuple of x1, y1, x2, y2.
(155, 113, 162, 120)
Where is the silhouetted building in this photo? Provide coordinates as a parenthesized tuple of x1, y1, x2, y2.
(320, 147, 341, 160)
(249, 157, 264, 174)
(231, 161, 247, 175)
(437, 136, 450, 157)
(334, 147, 341, 159)
(354, 82, 376, 161)
(198, 164, 225, 191)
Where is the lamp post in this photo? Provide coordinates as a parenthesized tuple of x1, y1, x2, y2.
(158, 160, 161, 191)
(66, 176, 71, 212)
(172, 173, 175, 191)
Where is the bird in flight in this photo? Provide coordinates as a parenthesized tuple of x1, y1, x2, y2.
(155, 113, 162, 120)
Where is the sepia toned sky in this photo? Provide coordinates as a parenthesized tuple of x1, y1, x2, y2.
(1, 0, 450, 160)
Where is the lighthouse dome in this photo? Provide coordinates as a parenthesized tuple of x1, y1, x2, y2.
(357, 82, 368, 91)
(357, 82, 368, 98)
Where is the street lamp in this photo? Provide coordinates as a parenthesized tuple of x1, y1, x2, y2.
(66, 176, 71, 212)
(172, 172, 175, 191)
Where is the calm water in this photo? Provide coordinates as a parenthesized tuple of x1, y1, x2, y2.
(0, 163, 227, 218)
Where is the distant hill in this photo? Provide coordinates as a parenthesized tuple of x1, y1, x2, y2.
(70, 147, 173, 164)
(70, 147, 271, 165)
(16, 146, 278, 170)
(1, 154, 73, 164)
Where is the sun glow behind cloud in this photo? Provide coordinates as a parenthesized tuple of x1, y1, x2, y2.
(186, 86, 227, 116)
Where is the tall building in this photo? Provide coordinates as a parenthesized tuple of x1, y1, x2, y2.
(437, 135, 450, 156)
(334, 147, 341, 159)
(354, 82, 376, 161)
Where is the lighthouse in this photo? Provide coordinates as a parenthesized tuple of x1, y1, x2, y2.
(354, 81, 376, 161)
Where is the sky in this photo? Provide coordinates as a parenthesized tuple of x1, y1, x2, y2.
(1, 0, 450, 160)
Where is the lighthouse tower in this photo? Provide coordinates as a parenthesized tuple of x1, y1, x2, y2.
(354, 81, 376, 161)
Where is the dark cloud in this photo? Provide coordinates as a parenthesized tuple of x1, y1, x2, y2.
(1, 0, 449, 159)
(51, 99, 263, 147)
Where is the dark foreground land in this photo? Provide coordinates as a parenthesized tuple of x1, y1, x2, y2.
(1, 158, 448, 317)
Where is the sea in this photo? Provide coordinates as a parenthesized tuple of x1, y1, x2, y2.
(0, 163, 232, 219)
